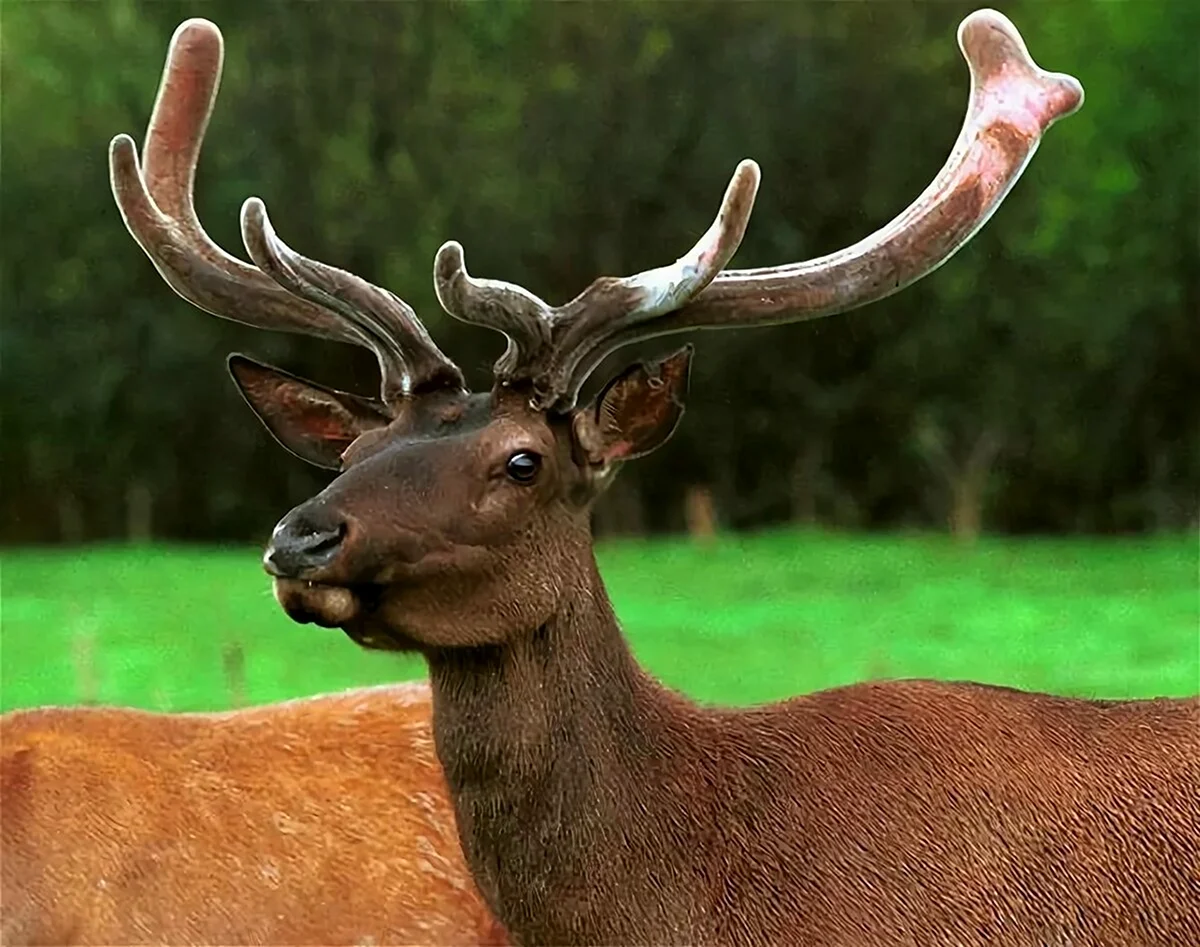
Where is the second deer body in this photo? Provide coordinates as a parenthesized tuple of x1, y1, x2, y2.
(1, 684, 506, 945)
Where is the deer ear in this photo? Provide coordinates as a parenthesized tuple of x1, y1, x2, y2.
(572, 346, 692, 466)
(227, 354, 391, 470)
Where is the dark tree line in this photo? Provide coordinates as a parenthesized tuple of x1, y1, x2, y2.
(2, 0, 1196, 544)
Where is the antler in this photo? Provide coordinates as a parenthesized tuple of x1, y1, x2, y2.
(434, 160, 760, 406)
(436, 9, 1083, 412)
(110, 18, 464, 403)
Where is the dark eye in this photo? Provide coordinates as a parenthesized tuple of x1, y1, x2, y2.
(505, 451, 541, 484)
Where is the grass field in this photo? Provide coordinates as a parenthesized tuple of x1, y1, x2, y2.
(1, 532, 1196, 713)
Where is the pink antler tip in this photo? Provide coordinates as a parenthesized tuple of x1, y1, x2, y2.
(170, 18, 223, 50)
(734, 158, 762, 186)
(958, 8, 1084, 131)
(164, 19, 224, 78)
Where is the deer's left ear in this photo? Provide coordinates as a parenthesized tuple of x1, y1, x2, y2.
(571, 345, 692, 466)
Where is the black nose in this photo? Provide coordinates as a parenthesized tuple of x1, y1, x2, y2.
(264, 508, 347, 578)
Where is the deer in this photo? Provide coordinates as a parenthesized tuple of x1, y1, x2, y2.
(108, 8, 1198, 947)
(1, 685, 507, 945)
(0, 21, 508, 947)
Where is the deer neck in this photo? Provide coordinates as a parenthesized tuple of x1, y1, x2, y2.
(425, 553, 717, 942)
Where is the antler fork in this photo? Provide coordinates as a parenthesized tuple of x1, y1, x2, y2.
(109, 18, 464, 403)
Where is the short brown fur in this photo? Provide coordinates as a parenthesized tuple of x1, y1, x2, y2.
(0, 683, 508, 946)
(431, 619, 1200, 945)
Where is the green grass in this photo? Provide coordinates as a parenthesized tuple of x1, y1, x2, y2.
(1, 532, 1196, 713)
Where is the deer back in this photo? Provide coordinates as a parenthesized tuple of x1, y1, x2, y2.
(1, 683, 507, 946)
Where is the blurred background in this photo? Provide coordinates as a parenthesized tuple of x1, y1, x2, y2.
(2, 0, 1196, 713)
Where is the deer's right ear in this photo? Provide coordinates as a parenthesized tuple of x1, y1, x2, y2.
(227, 355, 392, 470)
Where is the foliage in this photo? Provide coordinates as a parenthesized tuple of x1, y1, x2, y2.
(2, 0, 1196, 541)
(2, 534, 1195, 713)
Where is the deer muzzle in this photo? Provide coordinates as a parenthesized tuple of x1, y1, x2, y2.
(264, 505, 349, 580)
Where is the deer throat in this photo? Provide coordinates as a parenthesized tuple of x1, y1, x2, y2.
(423, 573, 723, 944)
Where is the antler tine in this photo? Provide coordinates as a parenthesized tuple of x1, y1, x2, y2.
(242, 200, 464, 399)
(433, 241, 555, 379)
(550, 9, 1084, 410)
(111, 18, 464, 403)
(433, 160, 759, 401)
(544, 159, 760, 403)
(110, 20, 360, 345)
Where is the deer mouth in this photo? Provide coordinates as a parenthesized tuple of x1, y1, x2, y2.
(271, 578, 411, 651)
(273, 577, 364, 627)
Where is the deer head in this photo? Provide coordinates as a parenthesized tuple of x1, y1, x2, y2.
(111, 12, 1082, 652)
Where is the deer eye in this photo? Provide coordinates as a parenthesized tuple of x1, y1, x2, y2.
(505, 451, 541, 484)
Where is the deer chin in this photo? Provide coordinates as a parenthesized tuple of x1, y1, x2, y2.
(272, 578, 362, 629)
(272, 578, 419, 652)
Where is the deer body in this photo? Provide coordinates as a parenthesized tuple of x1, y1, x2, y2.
(428, 562, 1200, 945)
(1, 684, 507, 946)
(108, 10, 1197, 947)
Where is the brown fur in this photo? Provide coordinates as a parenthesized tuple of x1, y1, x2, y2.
(1, 683, 508, 946)
(429, 573, 1200, 946)
(244, 363, 1200, 946)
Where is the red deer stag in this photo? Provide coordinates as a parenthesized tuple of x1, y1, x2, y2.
(1, 20, 506, 947)
(114, 8, 1198, 947)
